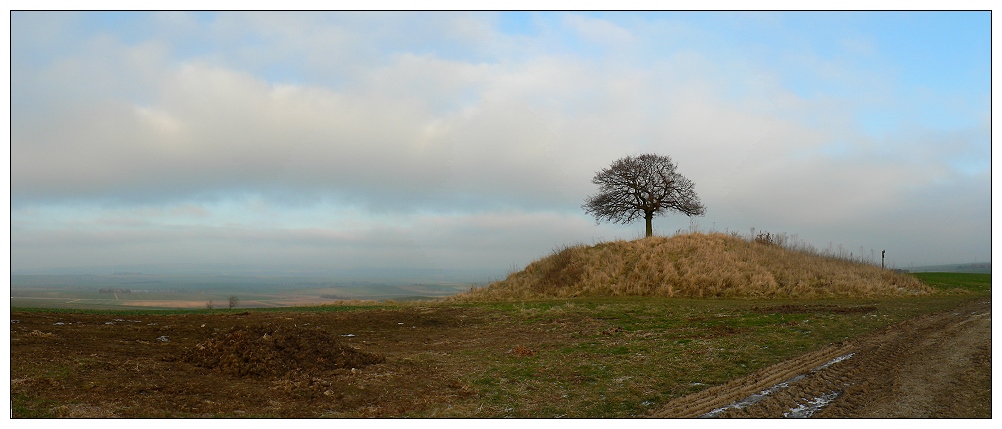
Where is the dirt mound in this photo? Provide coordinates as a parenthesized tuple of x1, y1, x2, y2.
(183, 324, 384, 377)
(456, 233, 931, 301)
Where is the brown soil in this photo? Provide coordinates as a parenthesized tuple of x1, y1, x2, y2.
(179, 324, 385, 377)
(11, 298, 991, 418)
(654, 298, 992, 418)
(10, 307, 502, 417)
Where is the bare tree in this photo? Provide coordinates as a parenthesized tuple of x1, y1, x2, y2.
(205, 299, 214, 310)
(583, 153, 705, 237)
(228, 295, 239, 309)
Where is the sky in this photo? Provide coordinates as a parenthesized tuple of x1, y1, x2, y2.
(8, 11, 993, 277)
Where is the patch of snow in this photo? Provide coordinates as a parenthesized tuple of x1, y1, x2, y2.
(784, 391, 841, 418)
(813, 353, 854, 371)
(700, 352, 854, 418)
(700, 374, 807, 418)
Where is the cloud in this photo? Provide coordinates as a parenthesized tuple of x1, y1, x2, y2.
(10, 203, 625, 274)
(563, 14, 636, 47)
(11, 48, 627, 211)
(9, 12, 990, 272)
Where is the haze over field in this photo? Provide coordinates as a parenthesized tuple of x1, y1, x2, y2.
(9, 11, 991, 278)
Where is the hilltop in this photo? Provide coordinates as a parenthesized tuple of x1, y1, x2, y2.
(456, 233, 931, 301)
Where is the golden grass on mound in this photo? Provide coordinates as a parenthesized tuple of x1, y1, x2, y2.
(455, 233, 931, 301)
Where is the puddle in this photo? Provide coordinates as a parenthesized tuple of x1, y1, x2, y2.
(784, 391, 841, 418)
(340, 334, 356, 337)
(700, 352, 855, 418)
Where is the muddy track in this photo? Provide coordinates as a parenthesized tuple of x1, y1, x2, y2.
(654, 298, 992, 418)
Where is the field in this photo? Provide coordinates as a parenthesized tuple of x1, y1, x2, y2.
(10, 274, 472, 310)
(10, 273, 990, 418)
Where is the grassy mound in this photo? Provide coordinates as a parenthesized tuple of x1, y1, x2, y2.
(183, 324, 384, 377)
(458, 233, 931, 301)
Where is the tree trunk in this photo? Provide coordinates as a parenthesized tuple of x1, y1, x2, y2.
(645, 212, 653, 237)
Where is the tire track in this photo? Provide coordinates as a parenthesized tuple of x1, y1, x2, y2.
(653, 299, 991, 418)
(652, 343, 854, 418)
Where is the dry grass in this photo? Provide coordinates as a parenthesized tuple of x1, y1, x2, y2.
(454, 232, 931, 301)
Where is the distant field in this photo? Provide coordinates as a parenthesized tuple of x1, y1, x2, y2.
(9, 289, 470, 310)
(909, 272, 991, 294)
(907, 263, 991, 274)
(10, 274, 473, 310)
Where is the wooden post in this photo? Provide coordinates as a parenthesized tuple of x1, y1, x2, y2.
(882, 250, 885, 269)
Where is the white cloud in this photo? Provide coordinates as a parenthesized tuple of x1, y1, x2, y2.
(563, 14, 636, 47)
(9, 12, 990, 272)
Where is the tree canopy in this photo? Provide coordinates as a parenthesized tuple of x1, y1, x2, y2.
(583, 153, 705, 237)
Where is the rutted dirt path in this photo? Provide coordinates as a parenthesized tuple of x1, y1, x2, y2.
(654, 298, 992, 418)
